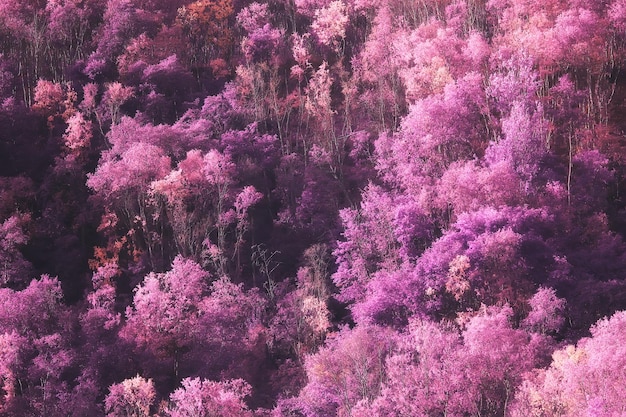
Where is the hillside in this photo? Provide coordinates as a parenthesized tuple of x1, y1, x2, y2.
(1, 0, 626, 415)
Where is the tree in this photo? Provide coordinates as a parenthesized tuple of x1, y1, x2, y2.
(413, 206, 555, 315)
(0, 331, 26, 413)
(166, 377, 252, 417)
(105, 375, 156, 417)
(437, 159, 524, 216)
(0, 275, 76, 417)
(376, 72, 488, 203)
(361, 319, 472, 416)
(141, 55, 195, 124)
(522, 287, 566, 335)
(461, 305, 546, 416)
(292, 324, 396, 417)
(268, 245, 332, 359)
(176, 0, 235, 71)
(0, 214, 32, 286)
(151, 148, 236, 270)
(311, 1, 349, 54)
(196, 275, 266, 380)
(357, 307, 546, 417)
(352, 6, 405, 130)
(510, 310, 626, 416)
(122, 256, 208, 381)
(87, 132, 171, 269)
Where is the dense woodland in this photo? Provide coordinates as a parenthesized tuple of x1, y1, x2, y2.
(2, 0, 626, 415)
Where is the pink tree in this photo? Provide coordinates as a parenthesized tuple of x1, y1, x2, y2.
(484, 100, 549, 184)
(0, 214, 32, 286)
(359, 307, 546, 417)
(293, 324, 396, 416)
(311, 1, 349, 54)
(332, 183, 437, 324)
(268, 245, 332, 360)
(522, 287, 566, 335)
(510, 310, 626, 416)
(101, 82, 135, 126)
(0, 331, 26, 413)
(122, 256, 208, 381)
(351, 6, 405, 130)
(461, 305, 547, 416)
(437, 159, 524, 216)
(361, 319, 473, 416)
(63, 112, 92, 153)
(64, 263, 125, 417)
(151, 148, 236, 271)
(166, 377, 252, 417)
(105, 375, 156, 417)
(0, 275, 76, 417)
(375, 72, 488, 205)
(332, 185, 404, 308)
(418, 206, 556, 314)
(196, 275, 266, 381)
(87, 134, 171, 269)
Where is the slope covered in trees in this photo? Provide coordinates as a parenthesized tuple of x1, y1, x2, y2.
(1, 0, 626, 415)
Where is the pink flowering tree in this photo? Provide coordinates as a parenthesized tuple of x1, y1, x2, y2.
(360, 320, 472, 416)
(88, 139, 171, 269)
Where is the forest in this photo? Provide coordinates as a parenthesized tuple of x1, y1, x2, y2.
(1, 0, 626, 415)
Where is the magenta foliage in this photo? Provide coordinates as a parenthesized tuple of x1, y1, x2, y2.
(123, 256, 208, 350)
(511, 310, 626, 416)
(295, 324, 396, 417)
(105, 375, 156, 417)
(87, 141, 171, 199)
(221, 123, 280, 172)
(485, 100, 548, 183)
(243, 24, 284, 64)
(0, 275, 65, 338)
(438, 159, 524, 215)
(332, 185, 405, 306)
(167, 377, 252, 417)
(364, 320, 471, 416)
(311, 1, 349, 51)
(3, 0, 626, 414)
(0, 215, 32, 286)
(237, 3, 271, 33)
(413, 206, 555, 313)
(0, 275, 76, 416)
(376, 72, 488, 194)
(522, 287, 566, 334)
(361, 308, 543, 417)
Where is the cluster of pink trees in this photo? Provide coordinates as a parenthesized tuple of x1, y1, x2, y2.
(2, 0, 626, 415)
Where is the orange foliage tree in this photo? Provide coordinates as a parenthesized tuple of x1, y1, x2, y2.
(176, 0, 235, 74)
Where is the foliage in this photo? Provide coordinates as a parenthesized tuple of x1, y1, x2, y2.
(1, 0, 626, 415)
